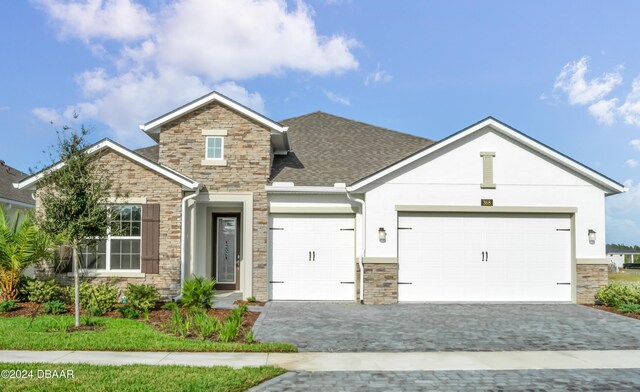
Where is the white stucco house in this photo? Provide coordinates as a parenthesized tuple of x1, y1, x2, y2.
(17, 92, 625, 304)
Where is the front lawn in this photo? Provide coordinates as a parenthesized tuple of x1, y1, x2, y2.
(0, 362, 286, 392)
(608, 271, 640, 283)
(0, 316, 296, 352)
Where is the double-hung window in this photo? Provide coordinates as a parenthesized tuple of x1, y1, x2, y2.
(79, 205, 142, 271)
(205, 136, 224, 160)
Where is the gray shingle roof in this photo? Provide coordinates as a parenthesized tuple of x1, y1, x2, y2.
(135, 145, 159, 162)
(0, 161, 34, 205)
(271, 112, 434, 186)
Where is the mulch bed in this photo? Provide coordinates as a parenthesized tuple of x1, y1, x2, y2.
(0, 302, 260, 341)
(588, 305, 640, 320)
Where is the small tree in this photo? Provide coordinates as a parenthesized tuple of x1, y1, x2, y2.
(0, 208, 50, 300)
(37, 126, 119, 326)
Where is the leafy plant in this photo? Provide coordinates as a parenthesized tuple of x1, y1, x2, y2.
(246, 296, 257, 303)
(617, 303, 640, 314)
(595, 282, 640, 307)
(59, 286, 75, 305)
(161, 301, 179, 312)
(190, 310, 220, 340)
(219, 308, 244, 343)
(0, 208, 50, 301)
(124, 283, 159, 319)
(45, 317, 72, 333)
(79, 282, 118, 315)
(26, 279, 61, 304)
(42, 300, 67, 315)
(244, 329, 255, 344)
(81, 315, 105, 327)
(117, 306, 140, 319)
(180, 276, 215, 309)
(0, 299, 17, 312)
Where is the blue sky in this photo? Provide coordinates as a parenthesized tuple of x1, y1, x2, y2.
(1, 0, 640, 244)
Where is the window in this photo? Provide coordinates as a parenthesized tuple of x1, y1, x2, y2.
(205, 136, 224, 160)
(79, 205, 142, 271)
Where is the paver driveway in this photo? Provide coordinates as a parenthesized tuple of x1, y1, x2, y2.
(253, 303, 640, 352)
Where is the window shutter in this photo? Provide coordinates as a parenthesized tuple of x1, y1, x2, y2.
(59, 246, 73, 273)
(141, 204, 160, 274)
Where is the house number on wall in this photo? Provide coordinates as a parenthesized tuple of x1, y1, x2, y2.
(481, 199, 493, 206)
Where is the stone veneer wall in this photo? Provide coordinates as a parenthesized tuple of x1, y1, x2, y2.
(576, 264, 608, 304)
(158, 102, 272, 300)
(356, 263, 398, 304)
(35, 150, 184, 299)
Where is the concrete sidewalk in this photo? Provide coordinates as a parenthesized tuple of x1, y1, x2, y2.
(2, 350, 640, 371)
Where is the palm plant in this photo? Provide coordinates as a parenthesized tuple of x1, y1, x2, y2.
(0, 208, 50, 300)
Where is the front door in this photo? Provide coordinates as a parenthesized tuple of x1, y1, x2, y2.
(213, 213, 241, 290)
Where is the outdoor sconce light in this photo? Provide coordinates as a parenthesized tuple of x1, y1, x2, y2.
(378, 227, 387, 242)
(588, 229, 596, 244)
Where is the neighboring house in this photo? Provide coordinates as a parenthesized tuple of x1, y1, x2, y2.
(0, 160, 34, 221)
(16, 92, 625, 304)
(606, 245, 640, 270)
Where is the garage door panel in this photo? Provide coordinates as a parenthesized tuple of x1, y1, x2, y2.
(269, 214, 355, 301)
(398, 213, 572, 302)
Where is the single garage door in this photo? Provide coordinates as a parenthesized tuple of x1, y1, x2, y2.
(398, 213, 572, 302)
(269, 214, 355, 301)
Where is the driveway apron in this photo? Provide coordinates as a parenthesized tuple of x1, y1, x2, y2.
(253, 303, 640, 352)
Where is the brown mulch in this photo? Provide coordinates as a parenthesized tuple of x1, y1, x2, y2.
(588, 304, 640, 320)
(234, 300, 266, 307)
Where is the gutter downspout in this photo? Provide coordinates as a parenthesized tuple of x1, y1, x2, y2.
(345, 188, 365, 304)
(175, 185, 201, 301)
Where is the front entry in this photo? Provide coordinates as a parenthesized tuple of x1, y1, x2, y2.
(213, 213, 241, 290)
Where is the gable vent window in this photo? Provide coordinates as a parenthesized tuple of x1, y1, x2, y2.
(480, 151, 496, 189)
(206, 136, 224, 160)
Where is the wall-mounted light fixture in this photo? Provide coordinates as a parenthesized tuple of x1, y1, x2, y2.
(378, 227, 387, 242)
(588, 229, 596, 244)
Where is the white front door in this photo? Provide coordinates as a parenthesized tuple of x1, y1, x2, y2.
(269, 214, 355, 301)
(398, 213, 572, 302)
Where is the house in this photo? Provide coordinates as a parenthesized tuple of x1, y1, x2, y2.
(16, 92, 625, 304)
(606, 245, 640, 270)
(0, 160, 34, 221)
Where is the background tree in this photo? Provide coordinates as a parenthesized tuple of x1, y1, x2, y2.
(37, 126, 119, 326)
(0, 208, 49, 300)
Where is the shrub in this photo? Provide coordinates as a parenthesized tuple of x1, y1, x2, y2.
(0, 299, 17, 312)
(79, 282, 118, 315)
(246, 296, 257, 303)
(117, 305, 140, 319)
(42, 300, 67, 315)
(25, 279, 61, 304)
(180, 276, 215, 309)
(59, 286, 74, 305)
(125, 283, 159, 317)
(218, 307, 245, 343)
(161, 301, 179, 312)
(617, 303, 640, 314)
(595, 282, 640, 307)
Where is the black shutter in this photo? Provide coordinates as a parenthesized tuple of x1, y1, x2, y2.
(59, 246, 73, 273)
(141, 204, 160, 274)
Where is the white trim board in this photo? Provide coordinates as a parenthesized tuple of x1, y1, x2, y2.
(15, 139, 200, 191)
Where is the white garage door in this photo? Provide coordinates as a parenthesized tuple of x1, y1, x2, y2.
(398, 213, 572, 302)
(269, 214, 355, 301)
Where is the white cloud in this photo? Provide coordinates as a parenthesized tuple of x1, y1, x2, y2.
(553, 57, 622, 105)
(619, 78, 640, 126)
(324, 90, 350, 105)
(630, 139, 640, 151)
(364, 67, 392, 87)
(626, 159, 639, 168)
(31, 107, 65, 125)
(34, 0, 359, 145)
(588, 98, 618, 125)
(34, 0, 155, 41)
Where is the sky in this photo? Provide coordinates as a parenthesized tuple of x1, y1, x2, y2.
(1, 0, 640, 245)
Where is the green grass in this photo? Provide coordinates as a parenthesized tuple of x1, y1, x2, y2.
(0, 362, 286, 392)
(0, 316, 296, 352)
(608, 271, 640, 283)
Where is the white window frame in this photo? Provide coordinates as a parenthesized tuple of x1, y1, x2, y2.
(77, 205, 142, 273)
(205, 136, 224, 160)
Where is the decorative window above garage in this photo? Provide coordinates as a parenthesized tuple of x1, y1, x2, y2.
(201, 129, 228, 166)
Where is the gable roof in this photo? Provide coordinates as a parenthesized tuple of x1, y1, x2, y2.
(0, 161, 34, 207)
(348, 117, 625, 195)
(271, 111, 434, 186)
(15, 139, 199, 191)
(135, 144, 159, 163)
(139, 91, 290, 154)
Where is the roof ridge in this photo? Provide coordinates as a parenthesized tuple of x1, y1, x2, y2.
(282, 111, 434, 142)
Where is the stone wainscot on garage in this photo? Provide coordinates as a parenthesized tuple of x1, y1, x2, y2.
(16, 91, 625, 304)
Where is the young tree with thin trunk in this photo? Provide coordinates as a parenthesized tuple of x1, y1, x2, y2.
(37, 127, 119, 327)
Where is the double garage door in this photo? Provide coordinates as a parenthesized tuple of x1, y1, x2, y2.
(269, 214, 355, 301)
(398, 213, 572, 302)
(268, 212, 572, 302)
